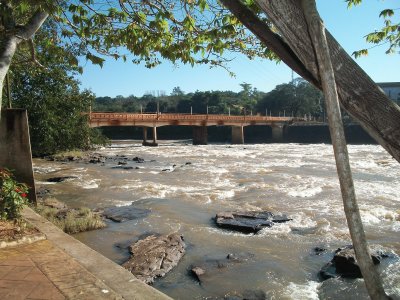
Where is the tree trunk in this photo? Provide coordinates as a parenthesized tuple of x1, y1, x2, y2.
(0, 35, 18, 116)
(301, 0, 389, 298)
(225, 0, 400, 163)
(0, 7, 48, 119)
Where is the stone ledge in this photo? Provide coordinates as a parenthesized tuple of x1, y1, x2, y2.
(22, 207, 172, 300)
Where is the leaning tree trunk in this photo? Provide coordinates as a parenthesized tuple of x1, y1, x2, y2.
(223, 0, 400, 163)
(0, 35, 18, 116)
(0, 6, 48, 119)
(301, 0, 389, 298)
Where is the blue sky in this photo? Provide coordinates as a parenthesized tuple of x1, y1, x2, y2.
(76, 1, 399, 98)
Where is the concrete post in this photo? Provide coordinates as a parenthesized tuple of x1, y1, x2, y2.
(231, 126, 244, 144)
(0, 109, 37, 204)
(152, 126, 158, 145)
(142, 127, 148, 145)
(142, 126, 158, 146)
(271, 125, 284, 142)
(192, 126, 207, 145)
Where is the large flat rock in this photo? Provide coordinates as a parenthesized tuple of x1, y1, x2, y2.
(215, 211, 292, 234)
(122, 233, 185, 284)
(102, 205, 150, 223)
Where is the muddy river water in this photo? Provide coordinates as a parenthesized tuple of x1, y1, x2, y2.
(33, 142, 400, 299)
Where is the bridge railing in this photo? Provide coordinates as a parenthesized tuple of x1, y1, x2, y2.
(88, 112, 295, 122)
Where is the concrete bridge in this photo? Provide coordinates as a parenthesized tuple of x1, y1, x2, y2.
(88, 112, 298, 145)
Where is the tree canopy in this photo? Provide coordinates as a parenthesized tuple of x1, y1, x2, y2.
(346, 0, 400, 57)
(6, 20, 107, 156)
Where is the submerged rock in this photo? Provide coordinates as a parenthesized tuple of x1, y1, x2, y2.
(224, 290, 267, 300)
(319, 245, 392, 280)
(313, 247, 327, 255)
(133, 156, 145, 163)
(111, 165, 134, 170)
(88, 155, 106, 164)
(215, 211, 292, 234)
(47, 176, 78, 183)
(36, 187, 51, 199)
(122, 233, 186, 284)
(102, 205, 150, 223)
(43, 198, 67, 210)
(190, 252, 255, 285)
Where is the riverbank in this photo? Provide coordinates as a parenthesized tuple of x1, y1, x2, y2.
(32, 142, 400, 299)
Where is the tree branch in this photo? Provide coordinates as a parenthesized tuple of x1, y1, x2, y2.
(17, 9, 48, 42)
(28, 39, 46, 69)
(220, 0, 320, 88)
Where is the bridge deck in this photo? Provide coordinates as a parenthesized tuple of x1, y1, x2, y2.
(88, 112, 296, 127)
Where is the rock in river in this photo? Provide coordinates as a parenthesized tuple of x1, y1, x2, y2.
(319, 245, 392, 280)
(47, 176, 78, 183)
(215, 211, 292, 234)
(190, 252, 255, 285)
(102, 205, 150, 222)
(122, 233, 185, 284)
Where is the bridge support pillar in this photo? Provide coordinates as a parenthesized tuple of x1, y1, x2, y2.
(193, 126, 207, 145)
(231, 126, 244, 144)
(271, 125, 284, 142)
(142, 126, 158, 146)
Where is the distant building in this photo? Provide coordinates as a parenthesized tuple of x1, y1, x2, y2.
(377, 82, 400, 105)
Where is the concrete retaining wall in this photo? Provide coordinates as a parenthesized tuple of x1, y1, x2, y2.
(0, 109, 36, 203)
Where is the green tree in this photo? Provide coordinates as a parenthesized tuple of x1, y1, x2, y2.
(7, 21, 105, 156)
(171, 87, 185, 96)
(346, 0, 400, 57)
(260, 78, 323, 118)
(9, 64, 99, 156)
(0, 0, 270, 113)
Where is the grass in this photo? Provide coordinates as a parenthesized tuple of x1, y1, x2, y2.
(50, 150, 85, 161)
(35, 204, 106, 234)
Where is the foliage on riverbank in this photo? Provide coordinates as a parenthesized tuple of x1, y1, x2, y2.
(0, 169, 29, 221)
(4, 21, 108, 157)
(35, 202, 106, 234)
(94, 79, 324, 119)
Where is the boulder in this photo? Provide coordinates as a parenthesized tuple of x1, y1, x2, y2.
(43, 198, 67, 210)
(47, 176, 78, 183)
(319, 245, 391, 280)
(88, 154, 106, 164)
(102, 205, 150, 223)
(133, 157, 145, 163)
(122, 233, 185, 284)
(215, 211, 292, 234)
(313, 247, 327, 255)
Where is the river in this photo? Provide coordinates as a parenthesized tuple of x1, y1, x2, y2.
(33, 141, 400, 299)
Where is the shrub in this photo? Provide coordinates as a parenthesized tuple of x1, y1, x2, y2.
(35, 203, 106, 234)
(0, 169, 29, 220)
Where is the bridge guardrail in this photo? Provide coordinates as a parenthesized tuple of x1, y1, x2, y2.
(88, 112, 294, 123)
